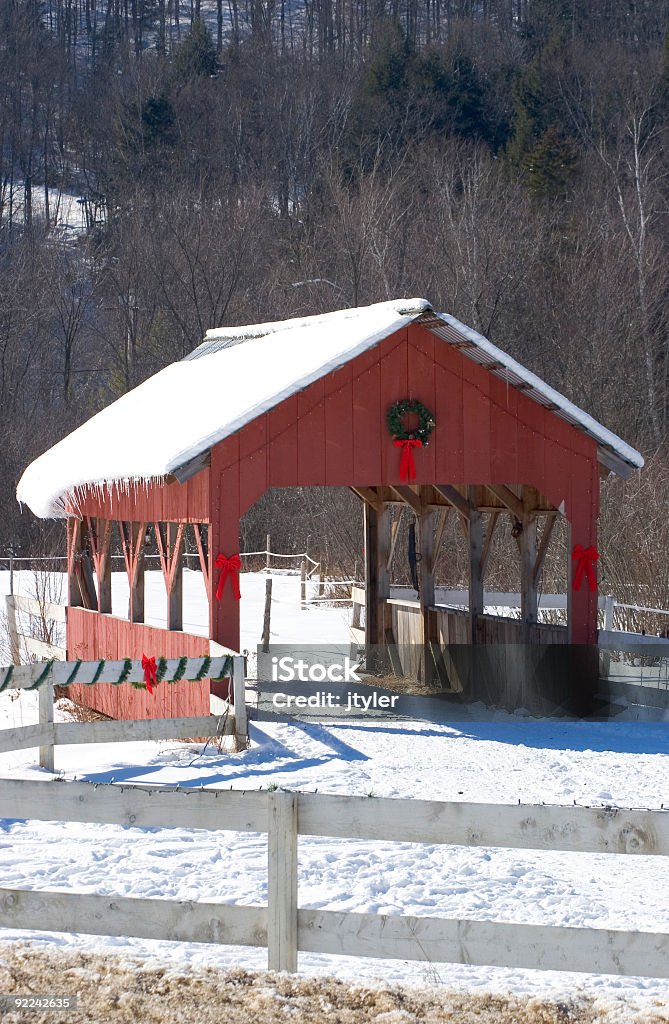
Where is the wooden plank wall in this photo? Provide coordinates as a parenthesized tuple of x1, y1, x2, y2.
(67, 608, 210, 720)
(201, 325, 598, 500)
(70, 471, 210, 523)
(389, 601, 580, 711)
(392, 603, 568, 652)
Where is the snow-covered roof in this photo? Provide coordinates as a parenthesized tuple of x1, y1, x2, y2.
(16, 298, 643, 519)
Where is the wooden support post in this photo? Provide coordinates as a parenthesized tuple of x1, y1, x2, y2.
(262, 577, 273, 652)
(67, 518, 98, 611)
(209, 452, 241, 655)
(38, 682, 54, 772)
(386, 514, 402, 573)
(431, 507, 449, 574)
(232, 655, 248, 747)
(193, 523, 209, 591)
(81, 550, 98, 612)
(481, 511, 499, 577)
(364, 501, 391, 655)
(90, 518, 113, 615)
(417, 507, 437, 684)
(533, 513, 557, 588)
(120, 522, 146, 624)
(468, 487, 484, 645)
(566, 458, 599, 646)
(267, 791, 298, 973)
(131, 527, 145, 623)
(67, 518, 83, 610)
(520, 489, 538, 641)
(168, 524, 183, 630)
(266, 533, 271, 572)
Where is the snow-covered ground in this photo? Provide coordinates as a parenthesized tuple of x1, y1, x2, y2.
(0, 571, 667, 1015)
(0, 566, 351, 663)
(0, 184, 97, 241)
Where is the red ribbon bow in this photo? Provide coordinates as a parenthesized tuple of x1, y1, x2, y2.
(215, 553, 242, 601)
(571, 544, 599, 592)
(141, 654, 157, 694)
(394, 438, 422, 481)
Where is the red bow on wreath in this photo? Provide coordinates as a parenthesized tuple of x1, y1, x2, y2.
(215, 553, 242, 601)
(571, 545, 599, 592)
(141, 653, 157, 695)
(394, 438, 422, 482)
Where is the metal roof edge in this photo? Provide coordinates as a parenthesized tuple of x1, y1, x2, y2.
(420, 311, 644, 474)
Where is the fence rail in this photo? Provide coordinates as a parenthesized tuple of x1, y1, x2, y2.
(0, 781, 666, 978)
(5, 595, 67, 663)
(0, 654, 248, 770)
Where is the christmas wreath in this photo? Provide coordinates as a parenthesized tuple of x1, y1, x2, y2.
(387, 399, 435, 445)
(387, 399, 435, 481)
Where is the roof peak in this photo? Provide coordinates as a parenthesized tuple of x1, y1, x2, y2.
(187, 298, 432, 360)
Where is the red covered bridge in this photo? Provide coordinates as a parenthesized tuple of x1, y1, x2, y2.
(17, 299, 643, 717)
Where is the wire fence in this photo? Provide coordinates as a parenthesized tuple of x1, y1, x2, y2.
(0, 550, 361, 605)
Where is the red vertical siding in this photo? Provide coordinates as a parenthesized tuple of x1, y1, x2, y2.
(66, 608, 211, 719)
(209, 440, 241, 655)
(352, 358, 382, 482)
(71, 470, 210, 523)
(324, 366, 354, 486)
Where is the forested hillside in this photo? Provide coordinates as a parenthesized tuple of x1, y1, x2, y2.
(2, 0, 668, 595)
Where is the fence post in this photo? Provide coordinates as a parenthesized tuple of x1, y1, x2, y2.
(262, 577, 273, 653)
(266, 533, 271, 573)
(300, 557, 307, 610)
(318, 554, 325, 600)
(267, 790, 298, 973)
(232, 655, 247, 747)
(604, 595, 615, 631)
(5, 595, 20, 665)
(38, 682, 54, 772)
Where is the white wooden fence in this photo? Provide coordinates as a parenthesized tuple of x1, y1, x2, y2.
(5, 594, 67, 663)
(0, 780, 666, 978)
(0, 654, 248, 770)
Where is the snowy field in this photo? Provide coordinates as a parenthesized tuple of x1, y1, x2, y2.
(0, 570, 668, 1018)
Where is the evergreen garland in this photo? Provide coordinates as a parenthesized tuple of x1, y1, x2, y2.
(195, 656, 212, 681)
(25, 660, 55, 691)
(89, 659, 106, 685)
(212, 654, 233, 680)
(387, 399, 435, 446)
(117, 659, 133, 685)
(64, 660, 82, 686)
(0, 653, 234, 697)
(172, 656, 188, 682)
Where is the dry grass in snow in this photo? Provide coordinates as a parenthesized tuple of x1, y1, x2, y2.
(0, 944, 667, 1024)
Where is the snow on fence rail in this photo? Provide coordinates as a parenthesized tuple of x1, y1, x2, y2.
(0, 781, 666, 978)
(0, 655, 248, 770)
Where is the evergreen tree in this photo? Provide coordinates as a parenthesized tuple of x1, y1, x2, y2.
(173, 19, 218, 82)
